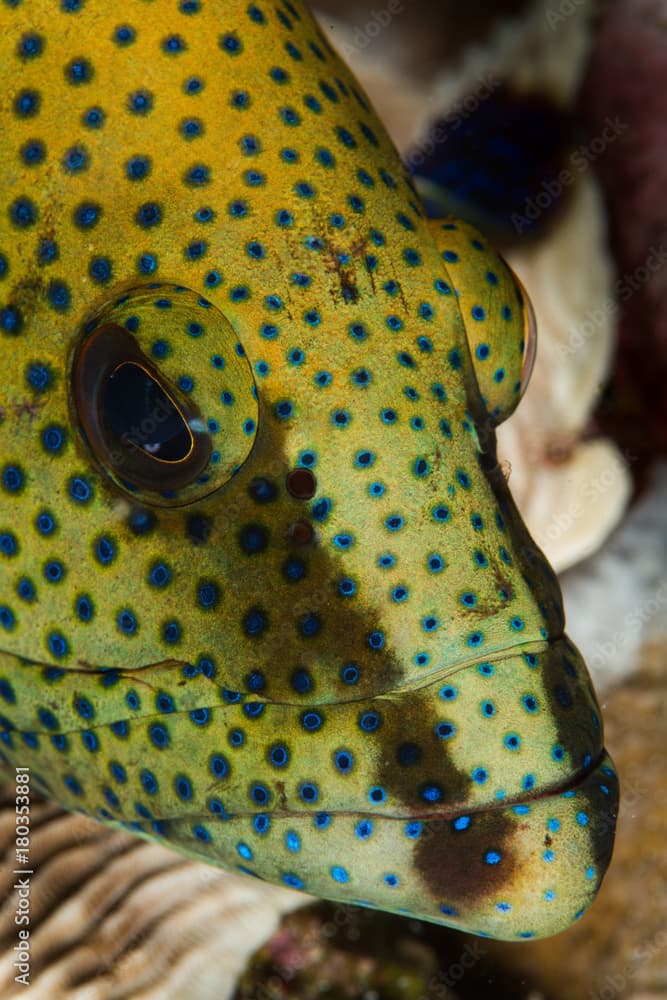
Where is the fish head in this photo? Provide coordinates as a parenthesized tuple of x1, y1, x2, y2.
(0, 0, 617, 940)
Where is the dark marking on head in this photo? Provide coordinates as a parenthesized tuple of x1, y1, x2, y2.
(377, 687, 472, 809)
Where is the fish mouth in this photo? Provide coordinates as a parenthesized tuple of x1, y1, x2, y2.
(371, 746, 608, 824)
(0, 636, 618, 942)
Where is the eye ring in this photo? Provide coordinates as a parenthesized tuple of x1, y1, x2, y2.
(70, 283, 258, 505)
(511, 267, 538, 400)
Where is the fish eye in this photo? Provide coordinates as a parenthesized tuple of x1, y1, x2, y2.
(470, 264, 537, 427)
(432, 218, 539, 427)
(72, 284, 258, 506)
(512, 268, 537, 405)
(463, 261, 538, 427)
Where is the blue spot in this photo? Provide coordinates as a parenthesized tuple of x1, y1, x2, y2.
(299, 782, 319, 803)
(47, 632, 68, 658)
(268, 744, 290, 768)
(20, 139, 46, 166)
(63, 775, 83, 796)
(65, 57, 94, 85)
(86, 253, 113, 284)
(62, 144, 88, 172)
(210, 754, 229, 779)
(334, 750, 353, 773)
(82, 106, 105, 128)
(43, 559, 65, 583)
(148, 723, 170, 749)
(114, 25, 136, 45)
(16, 578, 34, 601)
(301, 711, 323, 732)
(0, 306, 23, 334)
(421, 784, 443, 803)
(341, 664, 359, 685)
(359, 711, 382, 733)
(13, 22, 43, 57)
(94, 536, 115, 565)
(135, 202, 162, 228)
(74, 201, 100, 229)
(47, 279, 70, 311)
(356, 820, 373, 839)
(14, 89, 41, 118)
(128, 89, 153, 114)
(175, 776, 193, 801)
(0, 606, 15, 630)
(219, 32, 242, 54)
(140, 769, 158, 795)
(138, 253, 158, 274)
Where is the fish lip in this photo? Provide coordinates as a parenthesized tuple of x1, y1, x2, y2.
(406, 749, 606, 823)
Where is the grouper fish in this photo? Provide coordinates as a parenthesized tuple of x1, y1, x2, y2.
(0, 0, 618, 941)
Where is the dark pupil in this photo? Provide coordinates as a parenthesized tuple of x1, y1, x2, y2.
(103, 362, 191, 462)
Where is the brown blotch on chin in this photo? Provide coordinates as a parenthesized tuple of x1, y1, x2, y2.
(413, 810, 519, 908)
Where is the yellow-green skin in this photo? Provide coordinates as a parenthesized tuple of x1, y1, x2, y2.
(0, 0, 617, 940)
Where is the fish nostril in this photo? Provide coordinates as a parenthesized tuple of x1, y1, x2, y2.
(287, 519, 315, 546)
(286, 467, 317, 499)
